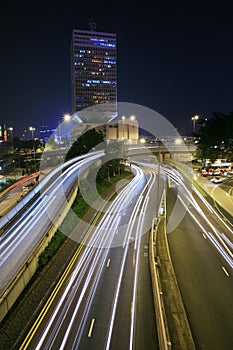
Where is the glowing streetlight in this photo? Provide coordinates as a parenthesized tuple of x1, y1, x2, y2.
(29, 126, 36, 168)
(122, 116, 126, 139)
(191, 115, 199, 133)
(29, 126, 35, 139)
(64, 114, 71, 122)
(58, 114, 71, 145)
(121, 116, 126, 158)
(8, 127, 13, 141)
(139, 138, 146, 144)
(175, 138, 182, 145)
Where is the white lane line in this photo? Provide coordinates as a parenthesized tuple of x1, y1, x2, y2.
(88, 318, 95, 338)
(222, 266, 230, 277)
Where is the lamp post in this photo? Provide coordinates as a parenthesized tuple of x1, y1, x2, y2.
(29, 126, 35, 139)
(8, 127, 13, 142)
(121, 116, 126, 159)
(57, 114, 71, 146)
(29, 127, 36, 169)
(156, 139, 162, 217)
(191, 115, 199, 133)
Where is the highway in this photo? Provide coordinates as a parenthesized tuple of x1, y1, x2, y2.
(19, 165, 163, 350)
(161, 163, 233, 349)
(0, 151, 104, 294)
(167, 187, 233, 349)
(1, 150, 233, 349)
(130, 161, 233, 348)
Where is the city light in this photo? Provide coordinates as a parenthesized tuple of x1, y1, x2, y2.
(29, 126, 35, 139)
(191, 115, 199, 133)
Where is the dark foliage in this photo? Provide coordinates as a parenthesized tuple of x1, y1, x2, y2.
(65, 128, 104, 161)
(195, 111, 233, 162)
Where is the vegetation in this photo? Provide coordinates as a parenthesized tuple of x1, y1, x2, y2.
(0, 178, 17, 192)
(65, 128, 104, 160)
(195, 111, 233, 162)
(38, 163, 132, 267)
(38, 230, 66, 266)
(13, 137, 43, 153)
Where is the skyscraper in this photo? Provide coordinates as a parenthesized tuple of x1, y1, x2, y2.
(70, 24, 117, 118)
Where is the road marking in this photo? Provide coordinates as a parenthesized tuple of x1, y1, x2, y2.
(202, 233, 206, 239)
(88, 318, 95, 338)
(106, 258, 111, 267)
(19, 191, 115, 350)
(222, 266, 230, 277)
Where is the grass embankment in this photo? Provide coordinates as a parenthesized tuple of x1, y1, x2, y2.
(0, 178, 17, 193)
(38, 170, 132, 266)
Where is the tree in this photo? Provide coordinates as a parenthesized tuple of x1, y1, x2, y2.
(45, 138, 57, 151)
(65, 128, 104, 161)
(195, 111, 233, 162)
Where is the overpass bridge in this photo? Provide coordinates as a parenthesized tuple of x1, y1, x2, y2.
(127, 141, 197, 163)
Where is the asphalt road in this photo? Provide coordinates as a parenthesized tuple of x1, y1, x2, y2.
(0, 153, 103, 294)
(19, 166, 160, 350)
(167, 188, 233, 350)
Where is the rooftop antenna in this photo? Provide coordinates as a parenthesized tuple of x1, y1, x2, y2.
(89, 18, 96, 31)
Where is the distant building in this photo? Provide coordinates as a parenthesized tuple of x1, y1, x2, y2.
(39, 125, 56, 142)
(0, 124, 8, 142)
(70, 24, 117, 117)
(106, 116, 139, 142)
(70, 115, 139, 143)
(70, 23, 138, 143)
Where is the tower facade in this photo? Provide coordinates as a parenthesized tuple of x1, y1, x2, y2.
(71, 27, 117, 116)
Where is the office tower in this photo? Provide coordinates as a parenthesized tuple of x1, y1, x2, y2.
(70, 25, 117, 119)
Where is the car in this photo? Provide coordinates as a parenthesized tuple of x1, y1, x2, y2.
(210, 177, 223, 184)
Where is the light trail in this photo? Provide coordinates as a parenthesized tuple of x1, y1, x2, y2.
(25, 164, 146, 350)
(105, 170, 156, 350)
(178, 194, 233, 269)
(0, 153, 103, 267)
(130, 171, 156, 350)
(144, 162, 233, 270)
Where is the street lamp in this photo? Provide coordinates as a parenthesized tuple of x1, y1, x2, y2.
(64, 113, 71, 122)
(121, 116, 126, 158)
(122, 116, 126, 139)
(156, 139, 162, 217)
(29, 126, 35, 139)
(29, 127, 36, 168)
(57, 114, 71, 146)
(191, 115, 199, 133)
(8, 127, 13, 141)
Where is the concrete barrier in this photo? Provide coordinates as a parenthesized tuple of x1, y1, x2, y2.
(149, 217, 171, 350)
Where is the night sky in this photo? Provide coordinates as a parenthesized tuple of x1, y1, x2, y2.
(1, 0, 233, 137)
